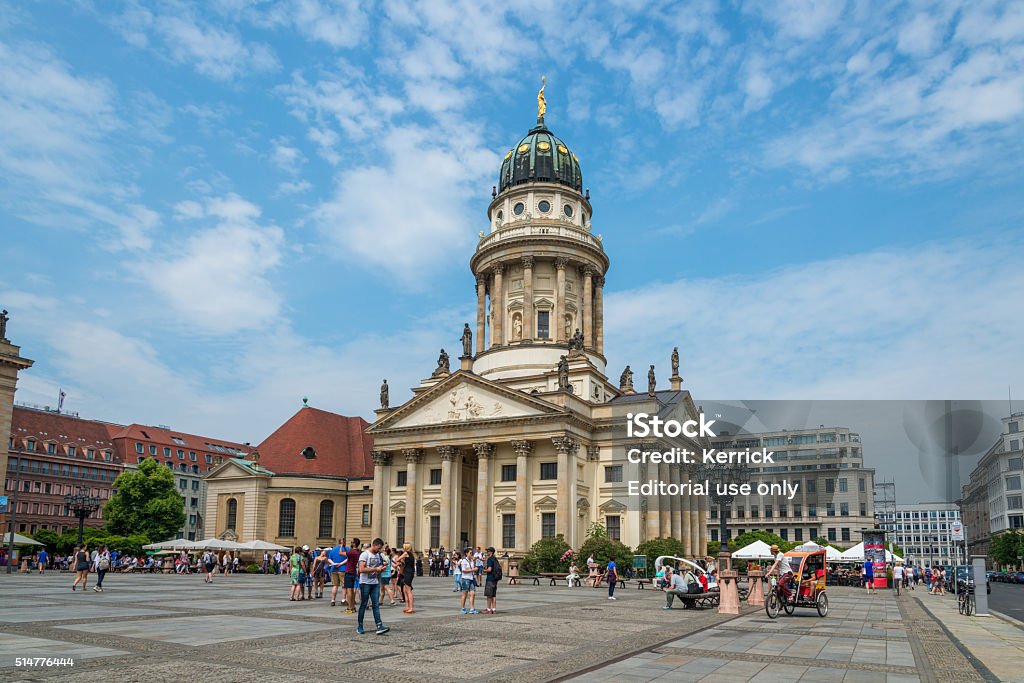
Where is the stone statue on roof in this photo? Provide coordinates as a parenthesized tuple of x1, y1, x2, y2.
(648, 365, 656, 395)
(537, 75, 547, 120)
(380, 379, 389, 410)
(461, 323, 472, 357)
(619, 365, 633, 392)
(436, 348, 450, 374)
(0, 309, 8, 340)
(671, 347, 679, 376)
(557, 355, 570, 392)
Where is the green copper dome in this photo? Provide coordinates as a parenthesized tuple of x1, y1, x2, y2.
(498, 121, 583, 194)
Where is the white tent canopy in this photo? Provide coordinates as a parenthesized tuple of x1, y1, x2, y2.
(239, 540, 290, 551)
(839, 542, 902, 562)
(142, 538, 193, 550)
(731, 540, 774, 560)
(191, 539, 245, 550)
(826, 546, 844, 561)
(792, 541, 824, 552)
(2, 532, 43, 546)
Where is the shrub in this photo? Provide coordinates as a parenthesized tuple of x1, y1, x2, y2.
(577, 535, 633, 572)
(635, 537, 688, 576)
(245, 563, 260, 574)
(520, 535, 572, 575)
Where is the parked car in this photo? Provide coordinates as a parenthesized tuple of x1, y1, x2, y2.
(954, 565, 991, 594)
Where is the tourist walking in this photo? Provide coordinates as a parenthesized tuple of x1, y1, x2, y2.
(381, 547, 397, 606)
(483, 547, 501, 613)
(37, 547, 48, 574)
(862, 558, 874, 592)
(452, 551, 462, 591)
(356, 538, 390, 635)
(71, 544, 90, 591)
(92, 545, 111, 592)
(327, 538, 348, 606)
(606, 556, 618, 600)
(203, 549, 217, 583)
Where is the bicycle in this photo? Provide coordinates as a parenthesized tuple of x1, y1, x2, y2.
(957, 581, 975, 616)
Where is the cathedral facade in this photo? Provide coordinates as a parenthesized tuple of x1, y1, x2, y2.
(368, 103, 708, 555)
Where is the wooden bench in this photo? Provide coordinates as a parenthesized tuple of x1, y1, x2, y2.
(669, 591, 720, 609)
(508, 575, 541, 586)
(636, 579, 652, 589)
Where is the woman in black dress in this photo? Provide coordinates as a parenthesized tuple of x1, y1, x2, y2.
(399, 543, 416, 613)
(71, 544, 90, 591)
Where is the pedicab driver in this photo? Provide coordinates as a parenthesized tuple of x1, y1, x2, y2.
(768, 544, 795, 601)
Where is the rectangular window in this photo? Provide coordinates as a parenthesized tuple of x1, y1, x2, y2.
(164, 447, 171, 457)
(794, 503, 802, 517)
(860, 503, 867, 516)
(840, 502, 849, 516)
(190, 497, 198, 508)
(604, 465, 623, 483)
(397, 470, 408, 487)
(537, 310, 550, 339)
(841, 527, 851, 542)
(765, 505, 774, 518)
(825, 478, 835, 493)
(540, 462, 558, 480)
(737, 507, 746, 519)
(795, 528, 804, 541)
(205, 454, 212, 464)
(751, 505, 759, 518)
(396, 517, 405, 547)
(191, 481, 199, 490)
(826, 503, 835, 517)
(430, 515, 440, 549)
(827, 527, 836, 541)
(780, 528, 788, 540)
(501, 464, 517, 482)
(806, 479, 816, 493)
(189, 452, 197, 461)
(710, 528, 719, 542)
(1007, 476, 1022, 491)
(179, 479, 186, 489)
(135, 443, 144, 453)
(502, 514, 515, 548)
(839, 478, 848, 492)
(1007, 495, 1023, 509)
(67, 446, 76, 457)
(1010, 458, 1024, 471)
(177, 450, 185, 459)
(606, 515, 621, 541)
(1009, 421, 1020, 433)
(710, 507, 718, 519)
(362, 504, 371, 526)
(148, 445, 156, 455)
(541, 512, 556, 538)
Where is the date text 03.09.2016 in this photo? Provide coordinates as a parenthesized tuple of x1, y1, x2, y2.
(15, 657, 75, 667)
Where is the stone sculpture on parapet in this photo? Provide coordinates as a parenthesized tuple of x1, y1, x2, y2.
(461, 323, 473, 358)
(648, 365, 656, 396)
(380, 379, 389, 410)
(433, 348, 451, 377)
(557, 355, 571, 392)
(619, 365, 634, 393)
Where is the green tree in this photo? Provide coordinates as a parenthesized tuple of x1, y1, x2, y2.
(813, 536, 829, 547)
(586, 522, 608, 539)
(636, 537, 688, 575)
(29, 529, 61, 552)
(577, 535, 633, 572)
(104, 458, 184, 542)
(520, 535, 572, 574)
(992, 531, 1024, 568)
(728, 529, 793, 552)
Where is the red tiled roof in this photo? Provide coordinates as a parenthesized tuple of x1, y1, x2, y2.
(255, 406, 373, 479)
(107, 423, 251, 453)
(10, 406, 122, 456)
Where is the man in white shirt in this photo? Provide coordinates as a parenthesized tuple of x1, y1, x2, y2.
(768, 544, 795, 601)
(458, 554, 478, 614)
(893, 561, 905, 596)
(356, 538, 390, 635)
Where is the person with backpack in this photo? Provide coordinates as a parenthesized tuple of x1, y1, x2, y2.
(356, 538, 390, 635)
(483, 547, 501, 614)
(92, 545, 111, 592)
(202, 549, 217, 584)
(606, 556, 619, 600)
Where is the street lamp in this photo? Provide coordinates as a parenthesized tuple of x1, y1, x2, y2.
(701, 461, 752, 558)
(64, 486, 102, 545)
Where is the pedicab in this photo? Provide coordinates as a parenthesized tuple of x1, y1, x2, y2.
(765, 548, 828, 618)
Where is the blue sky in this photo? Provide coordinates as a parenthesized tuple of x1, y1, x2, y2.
(1, 0, 1023, 446)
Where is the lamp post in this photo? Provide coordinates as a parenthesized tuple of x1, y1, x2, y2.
(700, 462, 751, 614)
(64, 486, 102, 545)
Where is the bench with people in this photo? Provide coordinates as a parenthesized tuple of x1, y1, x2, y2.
(662, 566, 719, 610)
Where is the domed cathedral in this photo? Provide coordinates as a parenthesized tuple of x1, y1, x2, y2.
(368, 82, 708, 557)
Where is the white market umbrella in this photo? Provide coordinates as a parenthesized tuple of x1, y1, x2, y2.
(1, 532, 43, 546)
(239, 540, 290, 551)
(825, 546, 844, 561)
(731, 540, 774, 560)
(793, 541, 824, 552)
(193, 538, 244, 550)
(143, 538, 192, 550)
(839, 542, 902, 563)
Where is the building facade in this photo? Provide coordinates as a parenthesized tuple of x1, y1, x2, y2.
(367, 101, 708, 555)
(5, 406, 121, 536)
(707, 426, 876, 546)
(0, 314, 33, 479)
(877, 502, 961, 567)
(111, 423, 251, 540)
(962, 412, 1024, 563)
(203, 405, 375, 547)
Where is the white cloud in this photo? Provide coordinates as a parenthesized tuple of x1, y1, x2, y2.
(270, 137, 305, 174)
(753, 0, 846, 41)
(605, 237, 1024, 399)
(313, 125, 496, 283)
(139, 194, 285, 334)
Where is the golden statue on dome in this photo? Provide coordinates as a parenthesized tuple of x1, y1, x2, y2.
(537, 75, 547, 121)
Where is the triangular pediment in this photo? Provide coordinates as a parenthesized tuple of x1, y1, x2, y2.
(494, 497, 517, 511)
(205, 457, 273, 480)
(423, 499, 441, 513)
(370, 371, 563, 432)
(600, 499, 627, 513)
(534, 495, 558, 510)
(390, 500, 406, 513)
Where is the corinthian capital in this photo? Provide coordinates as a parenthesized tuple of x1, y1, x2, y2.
(370, 450, 392, 467)
(438, 445, 458, 461)
(492, 263, 505, 276)
(402, 448, 423, 464)
(555, 257, 569, 270)
(552, 435, 579, 455)
(521, 255, 535, 269)
(472, 442, 494, 459)
(510, 440, 532, 457)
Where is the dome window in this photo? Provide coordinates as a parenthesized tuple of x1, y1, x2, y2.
(538, 200, 551, 214)
(563, 204, 574, 218)
(496, 210, 503, 222)
(302, 446, 316, 459)
(513, 202, 525, 216)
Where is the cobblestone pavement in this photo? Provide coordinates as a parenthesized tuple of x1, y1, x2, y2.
(569, 587, 1008, 682)
(0, 572, 738, 682)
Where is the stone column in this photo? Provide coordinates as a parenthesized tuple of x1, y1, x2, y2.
(553, 435, 579, 547)
(659, 461, 671, 535)
(555, 257, 568, 342)
(522, 256, 535, 340)
(473, 443, 493, 547)
(644, 444, 661, 541)
(402, 449, 422, 550)
(582, 266, 593, 349)
(0, 335, 33, 478)
(594, 275, 604, 355)
(669, 465, 682, 540)
(370, 451, 391, 540)
(491, 264, 504, 347)
(511, 440, 532, 552)
(437, 446, 457, 549)
(475, 275, 486, 354)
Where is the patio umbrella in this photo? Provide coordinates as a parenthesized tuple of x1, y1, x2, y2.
(239, 540, 290, 551)
(142, 538, 192, 550)
(1, 532, 43, 546)
(731, 540, 774, 560)
(193, 538, 244, 550)
(792, 541, 824, 552)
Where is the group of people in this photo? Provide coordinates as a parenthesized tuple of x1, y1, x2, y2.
(449, 547, 502, 613)
(67, 544, 113, 592)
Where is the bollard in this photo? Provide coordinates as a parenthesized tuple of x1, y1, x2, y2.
(747, 569, 765, 607)
(972, 556, 989, 617)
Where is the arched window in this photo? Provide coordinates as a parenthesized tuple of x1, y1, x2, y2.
(279, 498, 296, 537)
(319, 500, 334, 538)
(226, 498, 237, 531)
